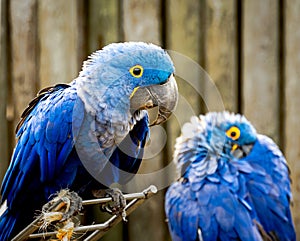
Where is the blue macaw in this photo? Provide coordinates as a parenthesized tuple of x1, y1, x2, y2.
(0, 42, 178, 240)
(165, 112, 295, 241)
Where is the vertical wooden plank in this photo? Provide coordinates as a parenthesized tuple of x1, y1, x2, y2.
(76, 0, 88, 68)
(10, 0, 38, 131)
(204, 0, 237, 112)
(285, 0, 300, 233)
(87, 0, 120, 53)
(166, 0, 200, 62)
(166, 0, 202, 149)
(122, 1, 167, 241)
(242, 0, 279, 142)
(38, 0, 81, 87)
(0, 0, 8, 182)
(122, 0, 161, 45)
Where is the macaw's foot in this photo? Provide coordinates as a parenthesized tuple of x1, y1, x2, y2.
(93, 188, 127, 221)
(41, 189, 83, 226)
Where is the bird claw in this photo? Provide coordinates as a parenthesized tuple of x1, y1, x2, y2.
(41, 189, 82, 225)
(93, 188, 127, 221)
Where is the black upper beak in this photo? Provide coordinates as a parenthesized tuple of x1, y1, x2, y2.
(130, 74, 178, 126)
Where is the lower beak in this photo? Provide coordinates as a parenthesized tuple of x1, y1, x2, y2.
(130, 74, 178, 126)
(231, 144, 254, 159)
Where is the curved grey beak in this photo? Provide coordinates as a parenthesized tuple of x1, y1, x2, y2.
(231, 143, 254, 159)
(130, 74, 178, 126)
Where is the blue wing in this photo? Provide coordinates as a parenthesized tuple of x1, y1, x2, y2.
(1, 84, 82, 202)
(236, 134, 296, 240)
(165, 172, 262, 241)
(0, 84, 85, 240)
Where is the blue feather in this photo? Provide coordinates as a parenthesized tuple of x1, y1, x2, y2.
(165, 111, 296, 241)
(238, 134, 296, 240)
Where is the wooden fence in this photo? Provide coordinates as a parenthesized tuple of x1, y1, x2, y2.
(0, 0, 300, 240)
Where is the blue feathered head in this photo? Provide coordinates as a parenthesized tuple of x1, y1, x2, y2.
(76, 42, 178, 126)
(174, 111, 257, 177)
(80, 42, 174, 86)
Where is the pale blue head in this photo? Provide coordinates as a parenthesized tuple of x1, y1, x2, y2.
(211, 112, 257, 158)
(79, 42, 175, 87)
(77, 42, 178, 125)
(174, 112, 257, 177)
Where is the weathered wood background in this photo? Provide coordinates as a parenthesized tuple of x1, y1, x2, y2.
(1, 0, 300, 240)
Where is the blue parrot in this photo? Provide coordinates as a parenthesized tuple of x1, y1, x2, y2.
(165, 112, 295, 241)
(0, 42, 178, 240)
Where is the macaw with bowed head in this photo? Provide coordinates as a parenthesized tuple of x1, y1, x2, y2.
(165, 112, 295, 241)
(0, 42, 178, 240)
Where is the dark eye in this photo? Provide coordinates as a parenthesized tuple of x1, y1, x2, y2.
(226, 126, 241, 141)
(129, 65, 144, 78)
(133, 68, 141, 75)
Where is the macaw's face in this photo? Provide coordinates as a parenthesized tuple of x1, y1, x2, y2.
(222, 119, 257, 159)
(80, 42, 178, 126)
(121, 43, 178, 126)
(204, 112, 257, 159)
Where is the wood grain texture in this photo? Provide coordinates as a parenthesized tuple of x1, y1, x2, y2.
(0, 0, 8, 182)
(166, 0, 202, 150)
(38, 0, 81, 87)
(87, 0, 120, 53)
(285, 0, 300, 233)
(10, 0, 38, 131)
(122, 0, 161, 45)
(242, 0, 280, 142)
(204, 0, 237, 112)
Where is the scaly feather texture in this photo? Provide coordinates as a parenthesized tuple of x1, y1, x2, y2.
(165, 112, 295, 241)
(0, 42, 176, 240)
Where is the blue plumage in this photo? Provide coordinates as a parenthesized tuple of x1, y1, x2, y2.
(234, 134, 295, 240)
(0, 42, 178, 240)
(165, 112, 295, 241)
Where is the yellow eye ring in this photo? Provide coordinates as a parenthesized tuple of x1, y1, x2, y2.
(129, 65, 144, 78)
(226, 126, 241, 141)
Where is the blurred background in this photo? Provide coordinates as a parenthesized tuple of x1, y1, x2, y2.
(0, 0, 300, 240)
